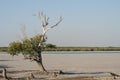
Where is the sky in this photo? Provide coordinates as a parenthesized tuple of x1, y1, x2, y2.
(0, 0, 120, 47)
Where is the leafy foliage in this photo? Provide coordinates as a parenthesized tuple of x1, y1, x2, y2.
(8, 41, 22, 56)
(8, 35, 43, 58)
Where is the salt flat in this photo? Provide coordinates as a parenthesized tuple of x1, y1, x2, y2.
(0, 52, 120, 74)
(0, 52, 120, 79)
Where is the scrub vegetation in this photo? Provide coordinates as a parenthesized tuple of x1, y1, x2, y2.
(1, 46, 120, 52)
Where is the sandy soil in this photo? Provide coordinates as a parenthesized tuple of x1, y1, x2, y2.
(0, 52, 120, 79)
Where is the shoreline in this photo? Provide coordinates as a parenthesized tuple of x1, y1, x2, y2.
(0, 52, 120, 79)
(1, 46, 120, 52)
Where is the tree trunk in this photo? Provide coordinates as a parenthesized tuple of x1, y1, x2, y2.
(2, 68, 8, 79)
(36, 46, 46, 72)
(36, 61, 46, 72)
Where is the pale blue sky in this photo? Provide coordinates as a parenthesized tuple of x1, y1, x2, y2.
(0, 0, 120, 47)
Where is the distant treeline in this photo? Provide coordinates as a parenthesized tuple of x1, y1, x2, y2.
(43, 47, 120, 51)
(0, 47, 7, 52)
(1, 47, 120, 52)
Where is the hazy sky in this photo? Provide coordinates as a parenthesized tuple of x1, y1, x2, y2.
(0, 0, 120, 47)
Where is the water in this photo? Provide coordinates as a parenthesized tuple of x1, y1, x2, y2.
(42, 51, 120, 54)
(1, 51, 120, 54)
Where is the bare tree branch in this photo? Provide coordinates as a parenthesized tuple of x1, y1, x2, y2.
(24, 57, 38, 62)
(20, 24, 27, 40)
(50, 17, 62, 28)
(34, 12, 62, 46)
(46, 17, 62, 33)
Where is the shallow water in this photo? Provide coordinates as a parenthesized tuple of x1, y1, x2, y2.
(1, 51, 120, 54)
(42, 51, 120, 54)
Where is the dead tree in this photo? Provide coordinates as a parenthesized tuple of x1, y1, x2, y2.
(2, 68, 8, 79)
(33, 12, 62, 72)
(109, 72, 120, 79)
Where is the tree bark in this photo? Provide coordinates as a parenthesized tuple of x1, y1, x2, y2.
(36, 60, 46, 72)
(2, 68, 8, 79)
(36, 46, 46, 72)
